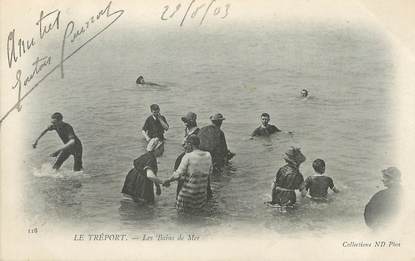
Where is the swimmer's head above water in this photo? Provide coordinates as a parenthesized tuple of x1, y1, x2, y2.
(301, 89, 309, 97)
(136, 76, 144, 84)
(260, 113, 271, 127)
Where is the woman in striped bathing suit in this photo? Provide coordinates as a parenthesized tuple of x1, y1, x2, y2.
(164, 135, 212, 213)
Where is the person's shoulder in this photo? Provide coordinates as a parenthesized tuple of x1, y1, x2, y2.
(193, 128, 201, 135)
(181, 152, 192, 161)
(278, 164, 290, 172)
(268, 124, 280, 132)
(145, 152, 157, 163)
(201, 150, 212, 158)
(369, 189, 389, 201)
(326, 176, 334, 182)
(251, 126, 261, 136)
(305, 175, 313, 182)
(201, 125, 214, 130)
(62, 121, 73, 128)
(199, 125, 214, 133)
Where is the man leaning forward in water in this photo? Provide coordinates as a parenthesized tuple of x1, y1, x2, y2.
(32, 112, 83, 171)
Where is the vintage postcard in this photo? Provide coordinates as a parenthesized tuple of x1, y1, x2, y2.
(1, 0, 414, 260)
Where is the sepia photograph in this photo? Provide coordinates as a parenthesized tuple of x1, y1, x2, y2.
(1, 0, 414, 260)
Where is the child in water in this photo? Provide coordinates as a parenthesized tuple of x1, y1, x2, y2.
(301, 159, 339, 201)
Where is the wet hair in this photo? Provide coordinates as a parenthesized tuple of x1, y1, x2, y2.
(136, 76, 144, 84)
(261, 113, 270, 118)
(51, 112, 63, 121)
(313, 159, 325, 174)
(150, 104, 160, 111)
(185, 134, 200, 147)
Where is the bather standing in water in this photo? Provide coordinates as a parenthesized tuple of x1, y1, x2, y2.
(121, 138, 165, 204)
(269, 147, 306, 207)
(164, 135, 212, 214)
(173, 112, 201, 198)
(198, 113, 235, 174)
(301, 159, 340, 201)
(32, 112, 83, 171)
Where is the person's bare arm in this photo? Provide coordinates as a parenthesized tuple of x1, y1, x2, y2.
(32, 128, 49, 148)
(142, 130, 151, 141)
(146, 169, 163, 184)
(158, 115, 169, 131)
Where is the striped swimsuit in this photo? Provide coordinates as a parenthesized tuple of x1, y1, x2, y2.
(173, 150, 212, 213)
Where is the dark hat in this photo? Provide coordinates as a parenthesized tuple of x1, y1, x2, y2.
(284, 147, 306, 165)
(210, 113, 225, 121)
(382, 167, 401, 180)
(181, 112, 197, 122)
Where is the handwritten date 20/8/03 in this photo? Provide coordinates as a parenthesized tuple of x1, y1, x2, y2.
(161, 0, 230, 26)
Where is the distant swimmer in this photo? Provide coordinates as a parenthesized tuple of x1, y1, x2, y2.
(136, 75, 164, 87)
(32, 112, 83, 171)
(301, 159, 340, 201)
(136, 76, 145, 84)
(301, 89, 309, 97)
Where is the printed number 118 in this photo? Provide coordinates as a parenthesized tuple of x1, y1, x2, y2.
(28, 228, 38, 233)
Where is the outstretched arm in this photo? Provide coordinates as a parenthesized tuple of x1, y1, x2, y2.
(164, 155, 188, 186)
(332, 186, 340, 193)
(32, 127, 50, 148)
(146, 168, 164, 184)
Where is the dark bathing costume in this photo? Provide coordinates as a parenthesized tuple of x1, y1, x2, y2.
(48, 122, 83, 171)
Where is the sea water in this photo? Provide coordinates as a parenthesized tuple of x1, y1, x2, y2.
(21, 23, 395, 235)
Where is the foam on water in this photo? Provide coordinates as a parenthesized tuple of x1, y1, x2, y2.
(32, 163, 89, 179)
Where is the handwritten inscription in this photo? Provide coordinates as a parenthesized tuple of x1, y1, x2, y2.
(1, 1, 125, 124)
(161, 0, 230, 26)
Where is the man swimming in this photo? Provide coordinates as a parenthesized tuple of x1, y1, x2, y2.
(136, 75, 163, 87)
(251, 113, 281, 137)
